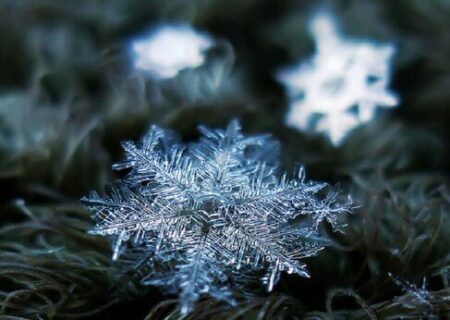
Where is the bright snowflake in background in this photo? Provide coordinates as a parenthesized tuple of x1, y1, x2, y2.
(132, 24, 212, 79)
(81, 121, 353, 313)
(277, 12, 399, 145)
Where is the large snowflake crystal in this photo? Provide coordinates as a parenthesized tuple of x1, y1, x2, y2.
(81, 121, 352, 313)
(277, 12, 399, 145)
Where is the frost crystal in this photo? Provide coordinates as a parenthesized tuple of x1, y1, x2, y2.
(389, 273, 434, 313)
(277, 12, 399, 145)
(131, 24, 212, 79)
(81, 121, 352, 313)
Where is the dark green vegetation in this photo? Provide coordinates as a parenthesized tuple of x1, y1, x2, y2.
(0, 0, 449, 319)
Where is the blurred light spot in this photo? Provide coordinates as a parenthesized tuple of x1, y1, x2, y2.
(132, 24, 213, 79)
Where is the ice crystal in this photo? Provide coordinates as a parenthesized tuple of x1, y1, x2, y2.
(131, 24, 212, 79)
(277, 12, 399, 145)
(81, 121, 352, 313)
(389, 273, 434, 315)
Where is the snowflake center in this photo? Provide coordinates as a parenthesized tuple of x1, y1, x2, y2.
(321, 77, 345, 96)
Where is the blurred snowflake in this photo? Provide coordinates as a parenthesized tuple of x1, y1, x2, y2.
(131, 24, 213, 79)
(277, 12, 399, 145)
(81, 120, 353, 313)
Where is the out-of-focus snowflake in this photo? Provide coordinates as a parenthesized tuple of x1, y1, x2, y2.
(131, 24, 213, 79)
(389, 273, 434, 317)
(81, 121, 353, 313)
(277, 12, 399, 145)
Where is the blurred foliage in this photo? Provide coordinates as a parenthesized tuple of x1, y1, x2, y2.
(0, 0, 448, 319)
(0, 201, 120, 318)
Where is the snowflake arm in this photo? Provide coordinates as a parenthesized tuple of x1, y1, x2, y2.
(113, 125, 199, 202)
(188, 120, 272, 199)
(234, 166, 327, 220)
(81, 185, 191, 260)
(177, 231, 235, 314)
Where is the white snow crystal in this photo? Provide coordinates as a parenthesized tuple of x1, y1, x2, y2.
(132, 24, 213, 79)
(81, 121, 353, 313)
(278, 12, 399, 145)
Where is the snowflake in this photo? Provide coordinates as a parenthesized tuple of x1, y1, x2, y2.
(389, 273, 434, 317)
(277, 12, 399, 145)
(81, 121, 353, 313)
(131, 24, 212, 79)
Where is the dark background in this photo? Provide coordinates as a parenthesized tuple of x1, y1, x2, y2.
(0, 0, 449, 319)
